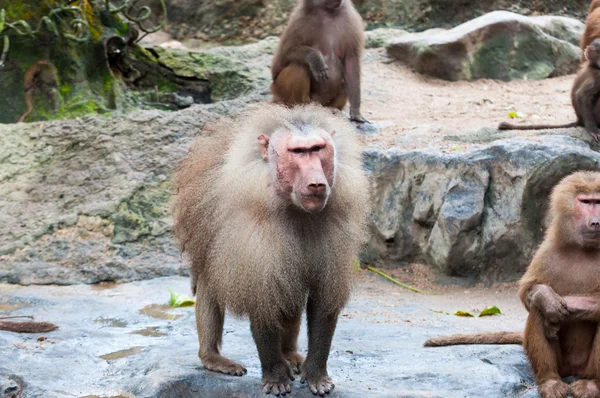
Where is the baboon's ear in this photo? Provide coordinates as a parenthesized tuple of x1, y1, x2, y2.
(330, 130, 336, 137)
(258, 134, 270, 161)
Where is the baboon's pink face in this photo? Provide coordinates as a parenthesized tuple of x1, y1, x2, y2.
(258, 130, 336, 213)
(574, 194, 600, 248)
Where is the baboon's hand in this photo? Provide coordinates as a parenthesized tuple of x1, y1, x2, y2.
(530, 285, 568, 339)
(585, 124, 600, 143)
(349, 110, 369, 124)
(307, 53, 329, 82)
(565, 296, 598, 321)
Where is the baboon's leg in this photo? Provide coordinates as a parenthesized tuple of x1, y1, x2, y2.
(524, 310, 568, 398)
(281, 313, 304, 374)
(251, 320, 294, 396)
(195, 281, 246, 376)
(571, 325, 600, 398)
(300, 297, 340, 396)
(271, 64, 311, 106)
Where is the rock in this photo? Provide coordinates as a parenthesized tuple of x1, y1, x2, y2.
(386, 11, 583, 81)
(0, 97, 264, 285)
(365, 132, 600, 282)
(365, 28, 409, 49)
(2, 101, 600, 283)
(0, 276, 534, 397)
(162, 0, 589, 43)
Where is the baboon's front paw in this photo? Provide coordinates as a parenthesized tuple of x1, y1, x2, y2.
(262, 362, 294, 396)
(283, 351, 304, 375)
(539, 379, 569, 398)
(300, 365, 335, 396)
(570, 379, 600, 398)
(201, 353, 247, 376)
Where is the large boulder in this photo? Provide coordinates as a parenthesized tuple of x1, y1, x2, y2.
(365, 131, 600, 282)
(386, 11, 583, 81)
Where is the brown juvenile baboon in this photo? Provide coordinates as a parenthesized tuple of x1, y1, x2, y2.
(581, 0, 600, 52)
(18, 60, 60, 123)
(424, 171, 600, 398)
(173, 104, 370, 396)
(498, 39, 600, 141)
(271, 0, 368, 123)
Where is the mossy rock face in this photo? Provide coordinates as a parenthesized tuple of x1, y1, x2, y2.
(0, 1, 127, 123)
(0, 1, 214, 123)
(387, 11, 582, 82)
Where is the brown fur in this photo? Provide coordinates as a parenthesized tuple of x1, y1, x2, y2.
(271, 0, 367, 122)
(173, 103, 370, 395)
(582, 0, 600, 52)
(424, 332, 523, 347)
(424, 171, 600, 398)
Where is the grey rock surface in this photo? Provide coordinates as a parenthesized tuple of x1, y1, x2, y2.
(0, 276, 534, 397)
(387, 11, 583, 81)
(365, 133, 600, 282)
(2, 100, 600, 284)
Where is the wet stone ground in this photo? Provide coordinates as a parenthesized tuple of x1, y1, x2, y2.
(0, 275, 535, 397)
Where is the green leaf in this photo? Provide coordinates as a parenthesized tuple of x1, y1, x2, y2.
(508, 111, 525, 119)
(454, 310, 475, 317)
(479, 305, 502, 317)
(353, 259, 362, 272)
(167, 286, 195, 307)
(429, 308, 449, 314)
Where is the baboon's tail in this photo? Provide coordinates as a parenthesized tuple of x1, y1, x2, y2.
(498, 121, 579, 131)
(424, 331, 523, 347)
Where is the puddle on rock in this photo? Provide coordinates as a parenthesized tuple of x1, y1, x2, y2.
(93, 317, 128, 328)
(100, 346, 143, 361)
(130, 327, 167, 337)
(139, 304, 182, 321)
(0, 302, 32, 312)
(91, 282, 120, 291)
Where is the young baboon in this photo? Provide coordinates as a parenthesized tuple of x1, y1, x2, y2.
(173, 104, 370, 396)
(18, 60, 60, 123)
(581, 0, 600, 52)
(424, 171, 600, 398)
(498, 39, 600, 142)
(271, 0, 368, 123)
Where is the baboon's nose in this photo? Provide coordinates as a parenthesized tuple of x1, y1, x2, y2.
(308, 182, 326, 196)
(591, 217, 600, 229)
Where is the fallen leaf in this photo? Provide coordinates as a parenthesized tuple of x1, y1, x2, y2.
(479, 305, 502, 317)
(508, 111, 525, 119)
(167, 287, 195, 307)
(454, 310, 475, 317)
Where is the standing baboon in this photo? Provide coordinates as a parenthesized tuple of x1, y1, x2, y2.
(173, 104, 370, 396)
(271, 0, 367, 123)
(424, 171, 600, 398)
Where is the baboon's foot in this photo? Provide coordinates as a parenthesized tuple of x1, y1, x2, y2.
(300, 363, 335, 396)
(283, 351, 304, 375)
(539, 379, 569, 398)
(200, 353, 247, 376)
(570, 379, 600, 398)
(262, 361, 294, 396)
